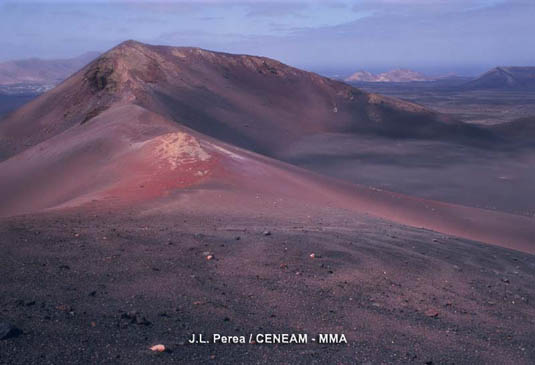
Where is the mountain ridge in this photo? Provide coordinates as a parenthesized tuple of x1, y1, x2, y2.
(0, 40, 533, 253)
(2, 40, 478, 160)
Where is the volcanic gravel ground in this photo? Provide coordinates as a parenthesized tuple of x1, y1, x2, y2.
(1, 206, 534, 364)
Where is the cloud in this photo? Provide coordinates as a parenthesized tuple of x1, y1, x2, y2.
(166, 0, 529, 74)
(352, 0, 507, 14)
(245, 2, 308, 17)
(1, 0, 532, 75)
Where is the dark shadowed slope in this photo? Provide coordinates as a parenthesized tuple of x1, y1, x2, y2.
(0, 41, 534, 254)
(491, 116, 535, 145)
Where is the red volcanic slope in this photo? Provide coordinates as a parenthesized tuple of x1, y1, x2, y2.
(0, 41, 533, 253)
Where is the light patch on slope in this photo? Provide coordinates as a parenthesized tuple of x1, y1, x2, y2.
(171, 49, 188, 59)
(140, 132, 211, 170)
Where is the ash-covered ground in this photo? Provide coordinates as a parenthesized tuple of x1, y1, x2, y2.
(1, 205, 534, 364)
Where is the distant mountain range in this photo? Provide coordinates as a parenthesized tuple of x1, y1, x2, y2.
(0, 52, 100, 88)
(464, 67, 535, 90)
(345, 66, 535, 90)
(345, 69, 436, 83)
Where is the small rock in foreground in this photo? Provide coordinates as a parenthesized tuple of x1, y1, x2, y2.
(150, 344, 166, 352)
(424, 309, 439, 318)
(0, 321, 22, 340)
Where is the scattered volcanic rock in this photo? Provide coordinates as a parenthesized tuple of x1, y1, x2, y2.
(424, 309, 439, 318)
(55, 304, 73, 312)
(120, 311, 151, 326)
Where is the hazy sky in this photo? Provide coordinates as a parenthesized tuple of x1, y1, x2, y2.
(1, 0, 533, 75)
